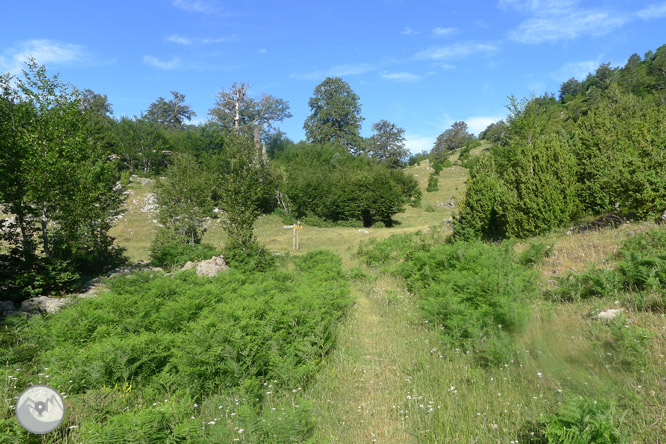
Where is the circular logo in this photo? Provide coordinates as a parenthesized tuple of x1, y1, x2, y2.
(15, 384, 65, 434)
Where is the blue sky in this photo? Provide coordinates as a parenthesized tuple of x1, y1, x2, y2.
(2, 0, 665, 153)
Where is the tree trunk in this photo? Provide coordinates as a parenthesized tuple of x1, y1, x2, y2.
(41, 204, 51, 257)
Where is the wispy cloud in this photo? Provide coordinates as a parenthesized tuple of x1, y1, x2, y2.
(555, 56, 603, 81)
(432, 27, 457, 37)
(466, 115, 504, 134)
(404, 133, 435, 154)
(380, 71, 420, 82)
(172, 0, 216, 13)
(166, 34, 235, 45)
(509, 10, 628, 44)
(143, 55, 182, 70)
(401, 26, 420, 35)
(291, 63, 376, 81)
(415, 42, 498, 61)
(636, 2, 666, 19)
(502, 0, 629, 44)
(0, 39, 92, 75)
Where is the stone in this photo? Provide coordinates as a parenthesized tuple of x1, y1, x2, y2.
(661, 209, 666, 223)
(20, 296, 73, 315)
(597, 308, 624, 321)
(195, 256, 228, 277)
(181, 261, 196, 271)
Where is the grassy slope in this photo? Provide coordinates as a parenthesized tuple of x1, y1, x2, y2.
(64, 156, 666, 441)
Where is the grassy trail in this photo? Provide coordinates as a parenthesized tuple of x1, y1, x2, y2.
(305, 266, 450, 443)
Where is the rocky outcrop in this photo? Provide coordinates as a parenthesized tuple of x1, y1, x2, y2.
(1, 300, 16, 316)
(20, 296, 73, 314)
(181, 255, 228, 277)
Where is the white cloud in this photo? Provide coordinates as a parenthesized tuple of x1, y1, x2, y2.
(0, 39, 89, 75)
(166, 34, 234, 45)
(404, 133, 435, 154)
(508, 9, 628, 44)
(415, 42, 498, 61)
(466, 116, 504, 135)
(143, 55, 181, 70)
(291, 63, 376, 81)
(380, 71, 420, 82)
(401, 26, 420, 35)
(432, 27, 457, 36)
(167, 35, 194, 45)
(636, 2, 666, 19)
(555, 56, 603, 81)
(172, 0, 215, 13)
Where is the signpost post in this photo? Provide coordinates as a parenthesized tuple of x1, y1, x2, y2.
(283, 220, 303, 250)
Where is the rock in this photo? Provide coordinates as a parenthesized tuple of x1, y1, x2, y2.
(20, 296, 73, 314)
(195, 256, 228, 277)
(597, 308, 624, 321)
(1, 300, 16, 315)
(357, 229, 369, 234)
(661, 209, 666, 223)
(181, 261, 196, 271)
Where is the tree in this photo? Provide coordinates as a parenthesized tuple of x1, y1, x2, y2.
(0, 61, 124, 299)
(479, 120, 508, 144)
(145, 91, 196, 129)
(80, 89, 113, 117)
(303, 77, 364, 153)
(366, 120, 409, 167)
(209, 82, 292, 159)
(558, 77, 582, 103)
(154, 154, 214, 245)
(212, 134, 275, 263)
(115, 118, 172, 174)
(431, 121, 472, 161)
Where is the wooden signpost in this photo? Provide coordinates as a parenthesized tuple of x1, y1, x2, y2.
(283, 220, 303, 250)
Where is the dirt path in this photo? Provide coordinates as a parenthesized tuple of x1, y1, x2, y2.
(305, 268, 437, 443)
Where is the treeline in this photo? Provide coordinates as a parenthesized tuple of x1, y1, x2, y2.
(454, 44, 666, 240)
(1, 63, 419, 300)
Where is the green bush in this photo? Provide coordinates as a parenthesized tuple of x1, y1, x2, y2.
(0, 250, 350, 443)
(426, 172, 439, 192)
(360, 234, 537, 365)
(431, 161, 443, 174)
(517, 241, 552, 267)
(150, 228, 219, 267)
(529, 397, 624, 444)
(120, 170, 131, 186)
(424, 204, 435, 213)
(275, 144, 416, 226)
(442, 158, 453, 168)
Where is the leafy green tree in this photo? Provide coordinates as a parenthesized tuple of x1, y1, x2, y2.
(209, 82, 292, 159)
(431, 121, 473, 161)
(303, 77, 364, 153)
(144, 91, 196, 129)
(558, 77, 582, 103)
(212, 134, 275, 263)
(366, 120, 409, 167)
(114, 117, 172, 174)
(479, 120, 508, 144)
(154, 154, 215, 245)
(79, 89, 113, 118)
(0, 61, 124, 299)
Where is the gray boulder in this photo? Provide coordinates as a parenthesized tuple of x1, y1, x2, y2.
(181, 255, 228, 277)
(20, 296, 73, 314)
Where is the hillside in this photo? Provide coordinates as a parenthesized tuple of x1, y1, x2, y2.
(4, 150, 665, 442)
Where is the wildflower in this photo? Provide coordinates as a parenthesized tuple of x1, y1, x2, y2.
(238, 429, 244, 434)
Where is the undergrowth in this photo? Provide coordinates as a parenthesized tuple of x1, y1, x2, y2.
(0, 250, 350, 443)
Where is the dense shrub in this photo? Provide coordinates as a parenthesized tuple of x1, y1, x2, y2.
(0, 250, 350, 442)
(426, 172, 439, 192)
(359, 234, 537, 365)
(149, 228, 219, 267)
(551, 228, 666, 307)
(526, 397, 624, 444)
(516, 241, 552, 266)
(275, 144, 419, 226)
